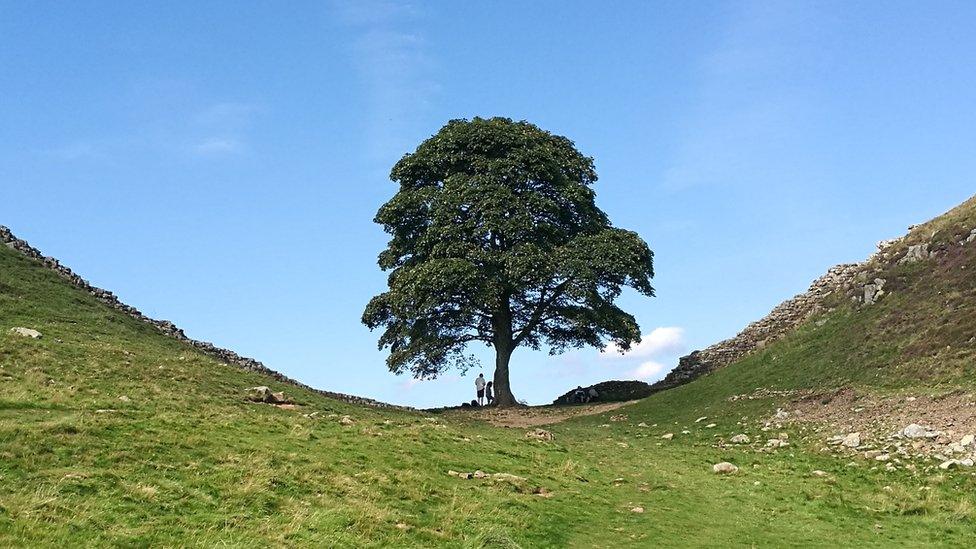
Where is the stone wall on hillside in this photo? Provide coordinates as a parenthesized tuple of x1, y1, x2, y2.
(659, 217, 976, 393)
(655, 243, 901, 394)
(0, 225, 410, 411)
(660, 263, 863, 388)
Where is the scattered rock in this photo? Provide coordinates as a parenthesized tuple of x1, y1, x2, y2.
(712, 462, 738, 475)
(661, 433, 674, 440)
(811, 470, 828, 477)
(339, 415, 355, 426)
(730, 434, 751, 444)
(961, 434, 974, 447)
(631, 506, 645, 513)
(939, 459, 974, 470)
(525, 428, 554, 441)
(491, 472, 525, 483)
(695, 416, 708, 423)
(863, 278, 886, 305)
(902, 424, 939, 439)
(705, 423, 717, 429)
(774, 409, 789, 420)
(118, 395, 131, 403)
(9, 327, 41, 339)
(245, 386, 290, 404)
(899, 243, 931, 264)
(842, 432, 861, 448)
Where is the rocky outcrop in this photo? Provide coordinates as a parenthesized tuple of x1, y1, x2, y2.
(1, 225, 409, 411)
(552, 380, 654, 405)
(899, 243, 932, 264)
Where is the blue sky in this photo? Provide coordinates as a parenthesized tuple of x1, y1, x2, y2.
(2, 1, 975, 407)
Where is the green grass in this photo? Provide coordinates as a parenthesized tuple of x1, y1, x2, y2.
(2, 196, 976, 547)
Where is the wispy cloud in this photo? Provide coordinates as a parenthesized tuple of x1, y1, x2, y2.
(333, 0, 437, 164)
(193, 102, 260, 129)
(660, 2, 823, 192)
(46, 99, 260, 162)
(189, 102, 260, 157)
(602, 327, 686, 359)
(193, 137, 244, 156)
(333, 0, 418, 26)
(48, 141, 100, 161)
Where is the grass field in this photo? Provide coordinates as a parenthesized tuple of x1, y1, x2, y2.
(2, 197, 976, 547)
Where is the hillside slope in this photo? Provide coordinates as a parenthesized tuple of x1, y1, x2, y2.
(3, 202, 976, 547)
(660, 194, 976, 393)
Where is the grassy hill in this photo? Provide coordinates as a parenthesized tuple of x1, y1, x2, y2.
(2, 196, 976, 547)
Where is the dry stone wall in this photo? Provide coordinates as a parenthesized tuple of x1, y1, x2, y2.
(659, 215, 976, 393)
(0, 225, 409, 410)
(654, 242, 901, 393)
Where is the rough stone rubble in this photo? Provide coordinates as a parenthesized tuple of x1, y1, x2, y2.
(0, 225, 409, 410)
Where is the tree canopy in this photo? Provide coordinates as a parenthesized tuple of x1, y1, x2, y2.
(363, 117, 654, 405)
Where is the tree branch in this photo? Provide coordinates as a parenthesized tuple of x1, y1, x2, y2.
(512, 278, 572, 346)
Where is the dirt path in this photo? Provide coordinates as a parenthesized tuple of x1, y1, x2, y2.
(454, 401, 633, 428)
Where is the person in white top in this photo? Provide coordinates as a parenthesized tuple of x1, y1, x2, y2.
(475, 373, 487, 406)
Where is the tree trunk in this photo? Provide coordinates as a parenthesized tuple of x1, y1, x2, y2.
(492, 341, 518, 406)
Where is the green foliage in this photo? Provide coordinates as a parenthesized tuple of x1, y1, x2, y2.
(363, 117, 654, 394)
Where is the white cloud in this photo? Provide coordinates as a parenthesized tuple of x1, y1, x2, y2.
(630, 361, 666, 380)
(194, 137, 243, 156)
(603, 327, 686, 360)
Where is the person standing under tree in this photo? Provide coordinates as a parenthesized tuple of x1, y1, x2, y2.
(475, 373, 487, 406)
(485, 381, 494, 406)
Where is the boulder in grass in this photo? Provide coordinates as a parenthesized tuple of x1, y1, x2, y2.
(246, 386, 289, 404)
(902, 424, 939, 439)
(712, 462, 738, 474)
(9, 327, 42, 339)
(525, 428, 554, 441)
(841, 432, 861, 448)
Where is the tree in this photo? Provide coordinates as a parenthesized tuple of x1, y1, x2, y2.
(363, 117, 654, 406)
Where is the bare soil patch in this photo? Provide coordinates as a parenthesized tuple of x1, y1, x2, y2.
(786, 387, 976, 442)
(460, 401, 633, 428)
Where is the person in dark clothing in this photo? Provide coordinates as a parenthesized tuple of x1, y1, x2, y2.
(485, 381, 494, 405)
